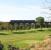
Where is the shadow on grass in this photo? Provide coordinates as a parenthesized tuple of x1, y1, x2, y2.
(27, 31, 36, 33)
(47, 29, 51, 31)
(0, 33, 8, 35)
(13, 32, 26, 34)
(37, 29, 45, 31)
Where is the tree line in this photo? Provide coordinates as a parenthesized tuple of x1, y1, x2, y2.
(0, 16, 51, 30)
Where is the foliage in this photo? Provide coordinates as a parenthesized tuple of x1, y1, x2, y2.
(0, 29, 50, 50)
(36, 16, 44, 30)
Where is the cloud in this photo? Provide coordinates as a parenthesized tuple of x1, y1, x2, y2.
(0, 5, 16, 21)
(0, 5, 50, 22)
(16, 5, 51, 21)
(16, 6, 42, 20)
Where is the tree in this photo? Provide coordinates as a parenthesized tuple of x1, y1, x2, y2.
(36, 16, 44, 30)
(9, 21, 14, 31)
(14, 23, 17, 30)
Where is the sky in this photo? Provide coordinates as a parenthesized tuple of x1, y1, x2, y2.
(0, 0, 51, 22)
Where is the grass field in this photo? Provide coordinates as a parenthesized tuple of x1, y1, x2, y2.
(0, 28, 51, 50)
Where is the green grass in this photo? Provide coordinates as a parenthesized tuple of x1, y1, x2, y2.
(0, 28, 51, 50)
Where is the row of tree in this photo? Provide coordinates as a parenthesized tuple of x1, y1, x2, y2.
(0, 16, 51, 30)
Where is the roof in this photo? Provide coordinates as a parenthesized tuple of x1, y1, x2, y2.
(10, 20, 35, 23)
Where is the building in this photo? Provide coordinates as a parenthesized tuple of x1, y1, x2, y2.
(10, 20, 36, 29)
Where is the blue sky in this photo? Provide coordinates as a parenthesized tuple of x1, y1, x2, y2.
(0, 0, 51, 22)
